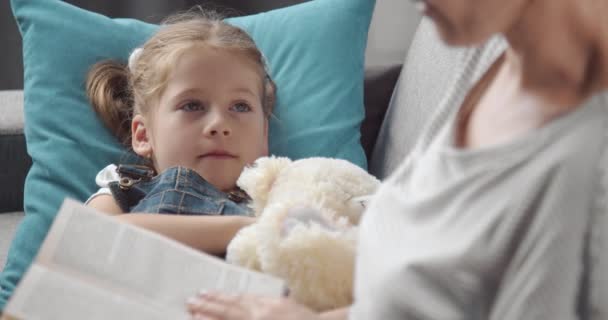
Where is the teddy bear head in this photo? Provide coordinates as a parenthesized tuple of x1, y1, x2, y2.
(237, 156, 380, 224)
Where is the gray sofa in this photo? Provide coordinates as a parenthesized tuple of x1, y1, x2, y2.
(0, 0, 420, 272)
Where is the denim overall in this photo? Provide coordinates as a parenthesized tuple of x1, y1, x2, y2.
(108, 165, 251, 216)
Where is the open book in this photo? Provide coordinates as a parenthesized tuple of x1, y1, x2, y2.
(3, 199, 285, 319)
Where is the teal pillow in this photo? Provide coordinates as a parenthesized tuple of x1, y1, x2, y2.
(1, 0, 375, 308)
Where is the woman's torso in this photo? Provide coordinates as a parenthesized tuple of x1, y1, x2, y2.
(352, 25, 608, 320)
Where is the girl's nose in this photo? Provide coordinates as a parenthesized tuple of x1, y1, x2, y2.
(209, 128, 230, 136)
(204, 111, 231, 137)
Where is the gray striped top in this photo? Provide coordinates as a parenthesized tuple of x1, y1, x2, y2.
(351, 29, 608, 320)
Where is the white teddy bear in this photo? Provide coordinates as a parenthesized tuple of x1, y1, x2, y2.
(226, 156, 380, 311)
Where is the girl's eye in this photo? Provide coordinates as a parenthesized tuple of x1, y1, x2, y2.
(231, 102, 252, 113)
(180, 101, 205, 112)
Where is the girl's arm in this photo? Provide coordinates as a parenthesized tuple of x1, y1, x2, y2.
(115, 213, 253, 255)
(87, 194, 254, 255)
(87, 194, 123, 215)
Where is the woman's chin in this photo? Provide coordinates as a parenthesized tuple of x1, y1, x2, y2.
(428, 13, 496, 47)
(435, 25, 493, 47)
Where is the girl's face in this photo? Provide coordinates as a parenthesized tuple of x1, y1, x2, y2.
(132, 46, 269, 191)
(415, 0, 529, 45)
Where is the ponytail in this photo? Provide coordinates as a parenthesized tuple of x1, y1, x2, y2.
(86, 60, 134, 146)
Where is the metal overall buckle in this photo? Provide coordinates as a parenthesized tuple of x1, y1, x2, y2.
(116, 165, 155, 190)
(227, 187, 251, 203)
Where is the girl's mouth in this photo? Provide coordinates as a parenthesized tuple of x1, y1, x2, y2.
(199, 150, 237, 159)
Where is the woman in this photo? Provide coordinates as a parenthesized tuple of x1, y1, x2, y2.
(187, 0, 608, 318)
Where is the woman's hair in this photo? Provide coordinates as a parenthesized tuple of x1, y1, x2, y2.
(86, 9, 277, 146)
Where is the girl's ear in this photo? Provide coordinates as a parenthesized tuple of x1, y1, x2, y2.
(131, 114, 153, 157)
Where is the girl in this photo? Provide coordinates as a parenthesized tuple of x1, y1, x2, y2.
(187, 0, 608, 318)
(86, 11, 277, 257)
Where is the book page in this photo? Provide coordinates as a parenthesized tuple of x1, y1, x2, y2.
(16, 199, 285, 314)
(5, 264, 182, 320)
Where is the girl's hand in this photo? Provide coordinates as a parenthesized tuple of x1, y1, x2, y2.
(186, 291, 321, 320)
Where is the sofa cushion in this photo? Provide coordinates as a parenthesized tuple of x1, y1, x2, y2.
(0, 0, 376, 308)
(369, 19, 469, 179)
(360, 65, 402, 161)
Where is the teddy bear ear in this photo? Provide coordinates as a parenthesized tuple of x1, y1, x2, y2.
(237, 156, 292, 205)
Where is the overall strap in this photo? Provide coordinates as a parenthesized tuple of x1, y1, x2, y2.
(109, 164, 155, 212)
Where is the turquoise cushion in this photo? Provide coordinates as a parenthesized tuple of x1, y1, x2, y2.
(1, 0, 375, 308)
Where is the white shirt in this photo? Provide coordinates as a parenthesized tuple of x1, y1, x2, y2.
(85, 164, 119, 204)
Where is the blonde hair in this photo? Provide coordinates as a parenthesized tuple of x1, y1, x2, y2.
(86, 10, 276, 146)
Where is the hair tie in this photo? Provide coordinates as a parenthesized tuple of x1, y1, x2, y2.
(128, 48, 143, 71)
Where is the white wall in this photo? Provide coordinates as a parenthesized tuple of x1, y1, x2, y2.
(365, 0, 422, 68)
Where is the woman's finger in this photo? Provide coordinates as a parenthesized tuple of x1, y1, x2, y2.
(186, 292, 319, 320)
(187, 292, 249, 320)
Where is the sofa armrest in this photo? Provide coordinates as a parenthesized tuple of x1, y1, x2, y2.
(0, 91, 30, 213)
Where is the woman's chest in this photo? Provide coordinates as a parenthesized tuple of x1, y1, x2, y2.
(360, 105, 607, 273)
(456, 57, 561, 150)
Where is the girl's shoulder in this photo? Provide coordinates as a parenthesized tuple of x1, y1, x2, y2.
(85, 164, 119, 206)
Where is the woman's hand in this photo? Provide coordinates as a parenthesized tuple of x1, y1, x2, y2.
(186, 292, 321, 320)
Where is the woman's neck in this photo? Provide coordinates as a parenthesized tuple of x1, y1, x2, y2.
(503, 0, 608, 110)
